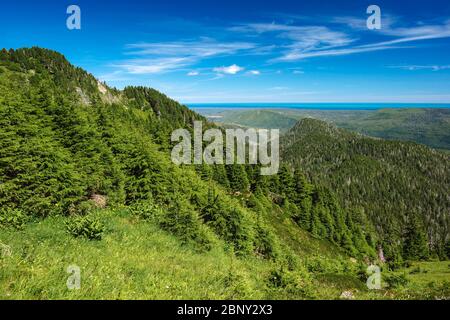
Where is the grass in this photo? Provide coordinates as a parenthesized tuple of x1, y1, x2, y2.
(1, 208, 448, 300)
(405, 261, 450, 285)
(0, 209, 290, 300)
(265, 205, 348, 259)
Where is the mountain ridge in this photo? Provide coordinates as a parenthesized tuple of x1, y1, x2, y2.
(281, 117, 450, 262)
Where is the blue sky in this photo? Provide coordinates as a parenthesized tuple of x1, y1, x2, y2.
(1, 0, 450, 103)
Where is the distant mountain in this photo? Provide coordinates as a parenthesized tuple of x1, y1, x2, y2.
(334, 108, 450, 151)
(281, 118, 450, 262)
(207, 108, 450, 151)
(213, 109, 298, 132)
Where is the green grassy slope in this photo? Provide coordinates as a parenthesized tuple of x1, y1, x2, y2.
(1, 209, 448, 299)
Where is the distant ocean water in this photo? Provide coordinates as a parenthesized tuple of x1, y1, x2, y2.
(187, 103, 450, 110)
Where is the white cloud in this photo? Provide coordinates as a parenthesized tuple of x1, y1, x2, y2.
(389, 65, 450, 71)
(187, 71, 200, 76)
(292, 70, 304, 74)
(116, 57, 191, 74)
(269, 86, 289, 91)
(276, 45, 398, 61)
(213, 64, 244, 75)
(248, 70, 261, 75)
(126, 39, 256, 58)
(332, 14, 399, 31)
(232, 23, 355, 52)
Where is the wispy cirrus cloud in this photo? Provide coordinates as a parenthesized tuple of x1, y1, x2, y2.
(309, 18, 450, 60)
(389, 65, 450, 71)
(116, 57, 192, 74)
(126, 38, 256, 57)
(231, 17, 450, 62)
(231, 23, 355, 57)
(116, 38, 256, 74)
(331, 14, 399, 31)
(279, 45, 403, 61)
(112, 15, 450, 76)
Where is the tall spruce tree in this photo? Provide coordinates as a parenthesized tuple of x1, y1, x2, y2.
(403, 217, 429, 261)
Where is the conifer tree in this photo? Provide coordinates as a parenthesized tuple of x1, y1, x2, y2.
(212, 165, 230, 189)
(278, 164, 295, 200)
(445, 240, 450, 259)
(403, 217, 429, 260)
(227, 164, 249, 193)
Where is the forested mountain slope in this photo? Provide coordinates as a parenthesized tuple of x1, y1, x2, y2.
(281, 118, 450, 263)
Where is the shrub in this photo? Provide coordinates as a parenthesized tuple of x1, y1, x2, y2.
(128, 199, 214, 251)
(0, 208, 28, 230)
(65, 215, 105, 240)
(305, 256, 343, 274)
(409, 266, 421, 274)
(223, 269, 254, 299)
(280, 249, 300, 271)
(253, 223, 280, 260)
(67, 200, 99, 216)
(206, 203, 254, 256)
(159, 201, 214, 251)
(128, 201, 164, 221)
(384, 273, 409, 288)
(356, 265, 370, 282)
(267, 267, 314, 298)
(403, 260, 413, 268)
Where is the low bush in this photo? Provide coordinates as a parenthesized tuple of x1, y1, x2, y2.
(223, 269, 254, 299)
(65, 215, 105, 240)
(159, 201, 214, 251)
(384, 273, 409, 288)
(267, 266, 314, 298)
(67, 200, 99, 216)
(409, 266, 421, 274)
(0, 208, 28, 230)
(128, 201, 164, 221)
(305, 255, 344, 274)
(253, 223, 280, 260)
(130, 200, 214, 252)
